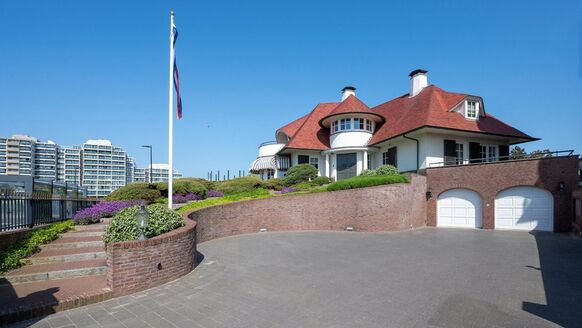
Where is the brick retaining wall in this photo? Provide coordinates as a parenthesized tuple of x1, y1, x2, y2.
(106, 218, 197, 296)
(426, 156, 579, 232)
(186, 175, 427, 243)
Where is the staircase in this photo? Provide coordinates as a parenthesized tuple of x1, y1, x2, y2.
(0, 219, 113, 325)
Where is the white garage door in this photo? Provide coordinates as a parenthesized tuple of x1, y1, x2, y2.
(437, 189, 482, 228)
(495, 187, 553, 231)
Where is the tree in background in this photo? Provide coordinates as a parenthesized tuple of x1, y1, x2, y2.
(510, 146, 553, 160)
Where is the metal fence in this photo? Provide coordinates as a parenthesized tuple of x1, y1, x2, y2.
(428, 150, 575, 168)
(0, 192, 95, 232)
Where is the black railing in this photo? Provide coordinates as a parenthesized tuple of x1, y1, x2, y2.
(428, 150, 575, 168)
(0, 192, 95, 232)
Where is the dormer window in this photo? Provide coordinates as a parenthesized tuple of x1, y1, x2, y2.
(466, 101, 478, 119)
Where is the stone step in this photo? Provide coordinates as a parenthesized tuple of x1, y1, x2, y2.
(26, 247, 105, 265)
(101, 218, 112, 224)
(1, 259, 107, 285)
(73, 224, 107, 232)
(41, 239, 104, 250)
(62, 230, 104, 238)
(0, 275, 112, 325)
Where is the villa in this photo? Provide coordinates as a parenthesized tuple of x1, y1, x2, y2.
(250, 69, 537, 180)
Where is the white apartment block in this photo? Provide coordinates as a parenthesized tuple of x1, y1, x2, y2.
(133, 164, 182, 183)
(81, 140, 127, 198)
(1, 135, 184, 196)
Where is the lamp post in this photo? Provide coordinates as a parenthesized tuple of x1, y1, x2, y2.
(142, 145, 153, 183)
(136, 205, 149, 240)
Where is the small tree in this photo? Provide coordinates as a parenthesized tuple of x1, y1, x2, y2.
(281, 164, 318, 186)
(510, 146, 527, 160)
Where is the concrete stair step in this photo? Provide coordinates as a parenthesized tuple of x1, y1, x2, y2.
(73, 224, 107, 231)
(26, 247, 105, 265)
(62, 230, 104, 237)
(0, 275, 112, 325)
(2, 259, 107, 285)
(41, 240, 104, 250)
(100, 218, 112, 224)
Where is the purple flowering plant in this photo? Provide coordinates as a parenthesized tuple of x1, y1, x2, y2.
(280, 187, 298, 194)
(207, 190, 224, 198)
(73, 200, 145, 225)
(172, 193, 203, 204)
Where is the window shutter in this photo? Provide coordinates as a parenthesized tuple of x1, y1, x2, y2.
(469, 142, 481, 163)
(387, 147, 397, 167)
(499, 145, 509, 161)
(443, 140, 456, 166)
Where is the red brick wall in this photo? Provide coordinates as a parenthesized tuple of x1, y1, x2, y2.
(186, 175, 427, 243)
(106, 218, 197, 296)
(426, 156, 580, 232)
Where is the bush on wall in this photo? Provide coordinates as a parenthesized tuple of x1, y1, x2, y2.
(327, 174, 408, 191)
(106, 183, 161, 203)
(73, 200, 145, 225)
(102, 204, 184, 244)
(215, 176, 263, 195)
(281, 164, 318, 186)
(359, 165, 399, 177)
(262, 178, 283, 191)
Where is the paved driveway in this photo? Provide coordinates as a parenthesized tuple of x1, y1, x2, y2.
(15, 228, 582, 328)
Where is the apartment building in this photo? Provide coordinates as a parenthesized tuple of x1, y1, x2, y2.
(0, 135, 35, 177)
(81, 140, 127, 197)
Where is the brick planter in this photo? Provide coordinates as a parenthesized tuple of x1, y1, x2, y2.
(105, 218, 197, 296)
(185, 175, 427, 243)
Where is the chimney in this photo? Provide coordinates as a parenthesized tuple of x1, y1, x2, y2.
(409, 69, 428, 97)
(341, 86, 356, 101)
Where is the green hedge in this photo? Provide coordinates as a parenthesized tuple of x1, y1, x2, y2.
(0, 220, 74, 274)
(106, 183, 161, 203)
(281, 164, 318, 186)
(156, 180, 207, 198)
(102, 204, 184, 244)
(262, 178, 283, 191)
(311, 176, 331, 186)
(215, 176, 263, 195)
(326, 174, 408, 191)
(360, 165, 399, 176)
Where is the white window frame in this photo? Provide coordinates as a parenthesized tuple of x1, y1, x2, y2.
(455, 143, 465, 165)
(480, 144, 498, 162)
(466, 100, 478, 119)
(309, 157, 319, 169)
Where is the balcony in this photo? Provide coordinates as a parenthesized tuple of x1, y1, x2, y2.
(427, 150, 575, 168)
(258, 141, 286, 157)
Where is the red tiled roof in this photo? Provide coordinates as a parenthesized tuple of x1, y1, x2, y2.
(276, 85, 535, 151)
(320, 95, 381, 125)
(368, 85, 534, 145)
(284, 102, 339, 150)
(277, 114, 309, 139)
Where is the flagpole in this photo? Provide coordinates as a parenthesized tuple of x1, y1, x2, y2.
(168, 10, 175, 209)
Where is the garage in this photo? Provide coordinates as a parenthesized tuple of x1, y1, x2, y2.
(495, 186, 553, 231)
(437, 189, 482, 228)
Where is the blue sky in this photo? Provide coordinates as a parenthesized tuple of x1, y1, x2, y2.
(0, 0, 581, 178)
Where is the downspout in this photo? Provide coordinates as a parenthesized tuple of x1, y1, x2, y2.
(403, 134, 420, 173)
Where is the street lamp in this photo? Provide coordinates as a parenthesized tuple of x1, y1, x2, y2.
(142, 145, 153, 183)
(136, 205, 149, 240)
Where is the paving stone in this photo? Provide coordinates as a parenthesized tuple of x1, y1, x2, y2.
(15, 229, 582, 327)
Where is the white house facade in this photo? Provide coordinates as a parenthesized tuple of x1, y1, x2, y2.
(250, 70, 537, 180)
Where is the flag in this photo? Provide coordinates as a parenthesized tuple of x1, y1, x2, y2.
(172, 25, 183, 119)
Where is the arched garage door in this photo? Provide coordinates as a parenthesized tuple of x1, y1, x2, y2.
(495, 186, 553, 231)
(437, 189, 482, 228)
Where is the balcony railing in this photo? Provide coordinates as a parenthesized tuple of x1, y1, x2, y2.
(428, 150, 575, 168)
(259, 141, 278, 148)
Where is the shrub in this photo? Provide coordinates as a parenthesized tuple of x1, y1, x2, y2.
(358, 165, 399, 176)
(311, 176, 331, 185)
(173, 193, 203, 204)
(262, 178, 283, 191)
(281, 164, 318, 186)
(73, 200, 145, 225)
(0, 220, 74, 273)
(102, 204, 184, 244)
(215, 176, 263, 195)
(207, 190, 224, 197)
(375, 165, 399, 175)
(173, 180, 207, 198)
(106, 183, 161, 203)
(326, 174, 408, 191)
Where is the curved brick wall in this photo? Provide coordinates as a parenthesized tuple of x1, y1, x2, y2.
(106, 218, 197, 296)
(186, 175, 427, 243)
